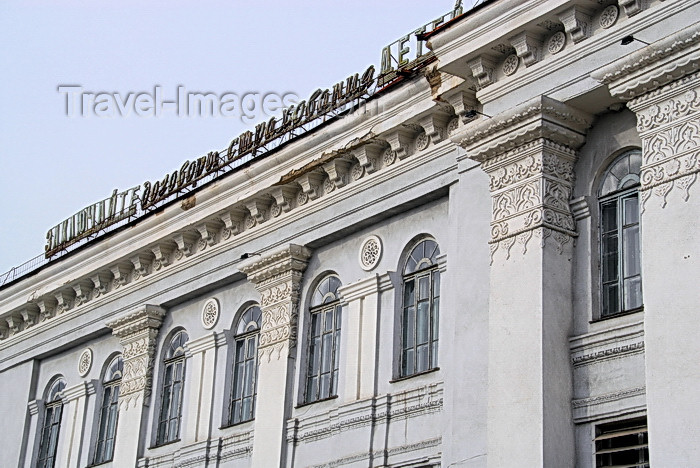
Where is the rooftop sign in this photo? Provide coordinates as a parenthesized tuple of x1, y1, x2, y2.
(41, 4, 465, 260)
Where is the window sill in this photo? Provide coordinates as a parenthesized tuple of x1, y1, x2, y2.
(220, 418, 255, 430)
(295, 394, 338, 409)
(590, 306, 644, 324)
(88, 460, 113, 468)
(148, 438, 181, 450)
(390, 366, 440, 383)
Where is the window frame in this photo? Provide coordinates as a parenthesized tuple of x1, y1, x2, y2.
(594, 416, 649, 468)
(37, 378, 65, 468)
(303, 274, 342, 405)
(597, 150, 643, 320)
(93, 355, 123, 465)
(227, 305, 262, 426)
(155, 330, 188, 446)
(399, 238, 441, 379)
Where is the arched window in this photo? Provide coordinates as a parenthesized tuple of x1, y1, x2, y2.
(37, 378, 66, 468)
(94, 355, 123, 464)
(599, 150, 643, 317)
(156, 330, 188, 445)
(229, 305, 262, 425)
(305, 275, 342, 403)
(401, 238, 441, 377)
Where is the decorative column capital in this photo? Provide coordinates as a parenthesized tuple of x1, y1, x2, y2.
(106, 304, 166, 409)
(239, 244, 311, 361)
(453, 96, 593, 263)
(592, 24, 700, 210)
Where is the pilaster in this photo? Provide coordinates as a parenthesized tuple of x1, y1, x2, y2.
(337, 275, 380, 402)
(57, 381, 94, 468)
(454, 95, 593, 468)
(106, 304, 166, 468)
(182, 332, 219, 444)
(593, 22, 700, 465)
(238, 244, 311, 468)
(24, 400, 43, 468)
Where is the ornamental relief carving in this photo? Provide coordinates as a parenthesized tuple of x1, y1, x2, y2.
(636, 89, 700, 208)
(636, 88, 700, 132)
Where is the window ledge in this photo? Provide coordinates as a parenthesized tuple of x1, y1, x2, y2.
(88, 460, 113, 468)
(220, 418, 255, 430)
(590, 306, 644, 324)
(295, 394, 338, 409)
(148, 438, 181, 450)
(390, 367, 440, 383)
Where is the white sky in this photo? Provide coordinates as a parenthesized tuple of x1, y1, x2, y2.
(0, 0, 476, 273)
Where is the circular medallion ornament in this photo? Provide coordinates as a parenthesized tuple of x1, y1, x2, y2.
(351, 163, 365, 181)
(359, 235, 382, 271)
(383, 148, 396, 166)
(599, 5, 619, 29)
(201, 298, 220, 329)
(271, 203, 282, 218)
(447, 117, 459, 134)
(78, 348, 93, 377)
(324, 178, 336, 193)
(297, 191, 309, 206)
(502, 54, 519, 76)
(415, 132, 429, 151)
(244, 215, 256, 229)
(547, 31, 566, 54)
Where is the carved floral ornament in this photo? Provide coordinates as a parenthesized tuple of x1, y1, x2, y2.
(201, 298, 220, 330)
(359, 235, 383, 271)
(78, 348, 93, 377)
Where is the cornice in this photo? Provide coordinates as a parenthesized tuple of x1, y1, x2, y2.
(592, 22, 700, 100)
(237, 244, 311, 285)
(61, 381, 93, 402)
(453, 95, 593, 161)
(106, 304, 166, 338)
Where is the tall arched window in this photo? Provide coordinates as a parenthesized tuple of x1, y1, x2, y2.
(401, 238, 441, 377)
(156, 330, 188, 445)
(94, 355, 123, 464)
(37, 378, 66, 468)
(229, 305, 262, 425)
(599, 150, 643, 318)
(305, 275, 342, 403)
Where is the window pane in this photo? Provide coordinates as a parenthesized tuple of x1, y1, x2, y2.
(416, 344, 429, 373)
(602, 283, 620, 316)
(432, 296, 440, 341)
(321, 333, 332, 372)
(419, 276, 430, 300)
(624, 276, 643, 310)
(602, 234, 619, 282)
(403, 306, 415, 348)
(601, 202, 617, 233)
(623, 225, 641, 278)
(320, 373, 330, 399)
(324, 309, 333, 332)
(307, 376, 318, 402)
(623, 195, 639, 226)
(416, 301, 429, 345)
(404, 280, 415, 306)
(403, 348, 414, 376)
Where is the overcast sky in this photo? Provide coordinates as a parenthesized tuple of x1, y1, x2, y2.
(0, 0, 476, 274)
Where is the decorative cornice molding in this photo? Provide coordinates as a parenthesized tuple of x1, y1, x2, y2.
(572, 386, 646, 409)
(454, 95, 593, 162)
(106, 304, 166, 338)
(238, 244, 311, 286)
(592, 23, 700, 100)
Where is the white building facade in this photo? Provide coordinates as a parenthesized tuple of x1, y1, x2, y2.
(1, 1, 699, 467)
